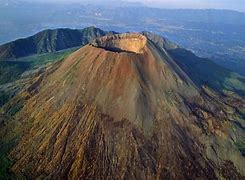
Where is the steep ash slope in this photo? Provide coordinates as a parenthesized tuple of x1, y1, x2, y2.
(0, 33, 244, 179)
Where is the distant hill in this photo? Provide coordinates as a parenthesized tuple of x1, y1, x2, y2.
(0, 26, 107, 60)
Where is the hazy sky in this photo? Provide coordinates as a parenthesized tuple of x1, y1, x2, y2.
(22, 0, 245, 12)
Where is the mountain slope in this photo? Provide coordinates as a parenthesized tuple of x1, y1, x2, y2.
(0, 33, 244, 179)
(0, 27, 244, 97)
(143, 32, 245, 97)
(168, 48, 245, 96)
(0, 26, 107, 60)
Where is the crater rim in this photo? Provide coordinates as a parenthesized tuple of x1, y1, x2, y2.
(90, 33, 147, 54)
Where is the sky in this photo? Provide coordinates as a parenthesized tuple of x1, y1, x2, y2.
(21, 0, 245, 12)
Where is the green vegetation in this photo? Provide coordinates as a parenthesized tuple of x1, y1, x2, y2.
(20, 46, 78, 67)
(169, 48, 245, 97)
(0, 61, 30, 85)
(0, 137, 19, 179)
(0, 26, 106, 60)
(0, 47, 78, 85)
(223, 73, 245, 95)
(235, 141, 245, 156)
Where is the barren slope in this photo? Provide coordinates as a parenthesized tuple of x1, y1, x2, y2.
(0, 33, 244, 179)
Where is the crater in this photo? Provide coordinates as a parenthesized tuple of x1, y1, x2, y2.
(90, 33, 147, 53)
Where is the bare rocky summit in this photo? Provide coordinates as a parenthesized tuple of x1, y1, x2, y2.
(91, 33, 147, 53)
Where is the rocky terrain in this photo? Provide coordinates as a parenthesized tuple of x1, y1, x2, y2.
(0, 32, 244, 179)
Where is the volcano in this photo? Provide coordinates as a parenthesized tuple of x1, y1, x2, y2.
(1, 33, 245, 179)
